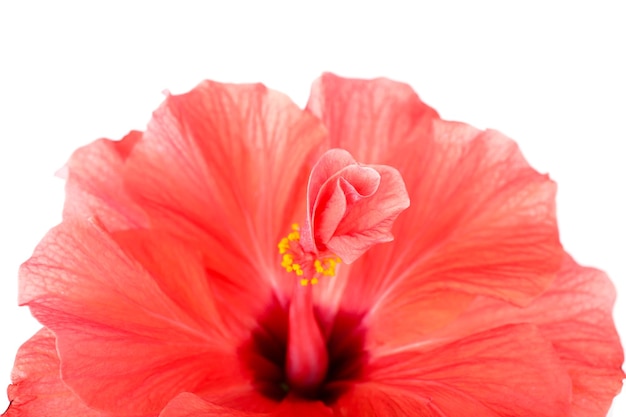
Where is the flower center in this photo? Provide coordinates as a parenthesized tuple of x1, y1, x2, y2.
(279, 225, 336, 395)
(243, 148, 410, 403)
(241, 300, 368, 404)
(278, 223, 341, 286)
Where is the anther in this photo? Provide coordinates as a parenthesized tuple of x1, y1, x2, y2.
(278, 223, 341, 285)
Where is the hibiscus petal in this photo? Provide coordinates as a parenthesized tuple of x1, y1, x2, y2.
(124, 81, 327, 297)
(367, 324, 572, 416)
(308, 76, 563, 342)
(159, 393, 333, 417)
(332, 383, 442, 417)
(390, 120, 562, 304)
(62, 131, 147, 230)
(19, 219, 248, 415)
(309, 150, 382, 247)
(159, 393, 261, 417)
(111, 229, 267, 331)
(324, 165, 409, 263)
(307, 73, 439, 164)
(365, 287, 475, 350)
(3, 328, 112, 417)
(306, 149, 409, 263)
(306, 148, 358, 207)
(431, 255, 625, 417)
(269, 396, 333, 417)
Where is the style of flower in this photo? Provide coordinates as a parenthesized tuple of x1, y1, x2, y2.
(4, 74, 624, 416)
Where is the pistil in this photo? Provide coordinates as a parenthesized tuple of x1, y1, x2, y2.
(277, 148, 410, 396)
(286, 283, 328, 396)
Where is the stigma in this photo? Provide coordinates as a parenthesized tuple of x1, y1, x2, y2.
(278, 223, 341, 286)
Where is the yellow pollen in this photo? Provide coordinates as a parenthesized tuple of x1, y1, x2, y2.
(278, 223, 341, 285)
(278, 238, 290, 254)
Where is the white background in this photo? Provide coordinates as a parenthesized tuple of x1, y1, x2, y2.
(0, 1, 624, 415)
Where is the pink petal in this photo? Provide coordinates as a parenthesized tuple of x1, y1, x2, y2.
(309, 78, 563, 357)
(403, 121, 562, 304)
(159, 393, 334, 417)
(124, 81, 328, 297)
(307, 73, 439, 164)
(111, 229, 269, 329)
(63, 131, 147, 230)
(364, 288, 475, 350)
(431, 255, 625, 417)
(269, 396, 333, 417)
(3, 328, 113, 417)
(306, 149, 409, 263)
(331, 383, 442, 416)
(366, 324, 572, 416)
(158, 393, 261, 417)
(310, 153, 381, 246)
(333, 125, 562, 347)
(19, 220, 250, 415)
(324, 165, 409, 263)
(308, 75, 562, 320)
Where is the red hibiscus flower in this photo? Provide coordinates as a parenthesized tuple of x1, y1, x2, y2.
(4, 74, 624, 416)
